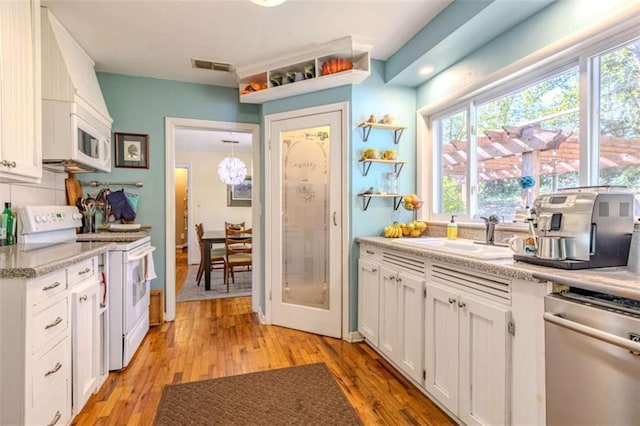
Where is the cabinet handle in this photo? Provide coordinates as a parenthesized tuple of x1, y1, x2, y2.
(396, 276, 402, 283)
(42, 281, 61, 291)
(366, 250, 375, 255)
(458, 301, 466, 308)
(47, 411, 62, 426)
(44, 316, 63, 330)
(80, 295, 88, 302)
(448, 298, 456, 304)
(389, 275, 396, 281)
(44, 362, 62, 377)
(78, 267, 91, 275)
(9, 161, 16, 168)
(371, 268, 377, 273)
(1, 160, 16, 168)
(333, 211, 337, 226)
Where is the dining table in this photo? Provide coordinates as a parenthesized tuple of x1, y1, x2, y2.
(201, 230, 227, 291)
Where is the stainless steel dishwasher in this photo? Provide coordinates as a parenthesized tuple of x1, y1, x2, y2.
(544, 289, 640, 426)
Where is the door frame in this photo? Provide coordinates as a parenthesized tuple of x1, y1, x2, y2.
(174, 163, 192, 260)
(165, 117, 261, 321)
(263, 102, 350, 339)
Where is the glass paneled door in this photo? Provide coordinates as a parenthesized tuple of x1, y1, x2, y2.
(269, 109, 343, 338)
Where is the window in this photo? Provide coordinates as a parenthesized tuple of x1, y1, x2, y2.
(428, 34, 639, 223)
(596, 39, 640, 192)
(434, 109, 468, 216)
(475, 68, 579, 220)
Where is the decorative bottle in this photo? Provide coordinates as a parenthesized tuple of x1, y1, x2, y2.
(0, 202, 14, 246)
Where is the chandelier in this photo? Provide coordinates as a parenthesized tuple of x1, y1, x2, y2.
(217, 137, 247, 185)
(250, 0, 286, 6)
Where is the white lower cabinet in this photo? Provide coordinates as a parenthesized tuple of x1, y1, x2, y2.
(71, 279, 101, 413)
(379, 265, 424, 383)
(357, 257, 380, 345)
(357, 246, 425, 383)
(0, 255, 106, 425)
(425, 278, 511, 426)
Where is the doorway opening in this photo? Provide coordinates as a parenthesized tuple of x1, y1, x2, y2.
(165, 118, 260, 321)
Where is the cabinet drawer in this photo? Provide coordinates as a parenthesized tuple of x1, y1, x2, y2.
(27, 270, 67, 306)
(67, 257, 96, 288)
(360, 244, 381, 261)
(29, 336, 70, 426)
(31, 297, 68, 353)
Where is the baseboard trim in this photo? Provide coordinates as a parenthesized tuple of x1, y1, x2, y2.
(346, 331, 364, 343)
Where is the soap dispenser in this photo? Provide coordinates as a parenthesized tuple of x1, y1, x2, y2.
(447, 215, 458, 239)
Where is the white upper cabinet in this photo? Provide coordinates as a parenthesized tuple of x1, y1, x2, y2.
(0, 0, 42, 183)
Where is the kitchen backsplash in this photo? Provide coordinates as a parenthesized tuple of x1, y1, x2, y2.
(424, 222, 529, 243)
(0, 170, 67, 209)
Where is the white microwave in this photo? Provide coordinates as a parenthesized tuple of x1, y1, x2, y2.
(42, 99, 112, 173)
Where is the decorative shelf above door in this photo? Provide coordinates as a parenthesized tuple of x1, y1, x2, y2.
(236, 36, 372, 104)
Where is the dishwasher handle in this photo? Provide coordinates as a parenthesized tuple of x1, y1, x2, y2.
(544, 312, 640, 353)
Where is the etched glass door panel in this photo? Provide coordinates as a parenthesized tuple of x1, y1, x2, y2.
(270, 109, 343, 338)
(282, 126, 329, 309)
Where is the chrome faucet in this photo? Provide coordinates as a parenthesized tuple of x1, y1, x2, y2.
(480, 214, 500, 245)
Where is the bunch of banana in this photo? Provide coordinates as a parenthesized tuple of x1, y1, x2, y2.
(383, 221, 403, 238)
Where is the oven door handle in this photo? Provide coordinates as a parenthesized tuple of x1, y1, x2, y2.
(125, 246, 156, 263)
(544, 312, 640, 353)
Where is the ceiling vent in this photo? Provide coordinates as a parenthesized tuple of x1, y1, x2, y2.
(191, 59, 233, 73)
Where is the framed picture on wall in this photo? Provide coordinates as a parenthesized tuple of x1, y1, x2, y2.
(227, 176, 251, 207)
(115, 132, 149, 168)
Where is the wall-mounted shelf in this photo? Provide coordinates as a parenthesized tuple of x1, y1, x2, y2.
(359, 159, 407, 176)
(358, 193, 407, 211)
(236, 36, 372, 104)
(358, 122, 407, 144)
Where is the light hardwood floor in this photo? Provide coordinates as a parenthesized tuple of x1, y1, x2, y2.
(72, 250, 454, 425)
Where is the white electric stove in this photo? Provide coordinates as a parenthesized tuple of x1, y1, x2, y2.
(76, 229, 155, 370)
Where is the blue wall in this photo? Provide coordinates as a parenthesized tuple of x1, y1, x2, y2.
(350, 60, 416, 330)
(416, 0, 635, 108)
(92, 73, 259, 291)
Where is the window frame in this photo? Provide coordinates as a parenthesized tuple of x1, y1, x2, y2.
(421, 24, 640, 225)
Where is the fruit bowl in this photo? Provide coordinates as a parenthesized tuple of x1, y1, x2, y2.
(400, 221, 428, 238)
(402, 200, 424, 211)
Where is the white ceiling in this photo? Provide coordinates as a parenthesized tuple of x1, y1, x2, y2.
(41, 0, 452, 88)
(41, 0, 554, 150)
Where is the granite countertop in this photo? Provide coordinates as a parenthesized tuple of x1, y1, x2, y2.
(356, 236, 640, 300)
(76, 231, 149, 242)
(0, 241, 116, 279)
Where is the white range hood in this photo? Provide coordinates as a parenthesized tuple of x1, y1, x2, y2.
(41, 7, 113, 173)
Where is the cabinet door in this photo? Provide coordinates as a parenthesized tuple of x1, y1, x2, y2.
(72, 280, 100, 413)
(396, 272, 424, 383)
(357, 258, 380, 346)
(424, 282, 459, 415)
(458, 295, 510, 426)
(378, 265, 398, 361)
(0, 0, 42, 182)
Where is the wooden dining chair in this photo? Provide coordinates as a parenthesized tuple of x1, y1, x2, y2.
(225, 221, 245, 230)
(195, 223, 226, 286)
(224, 227, 252, 292)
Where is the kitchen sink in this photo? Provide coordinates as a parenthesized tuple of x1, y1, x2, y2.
(392, 237, 513, 260)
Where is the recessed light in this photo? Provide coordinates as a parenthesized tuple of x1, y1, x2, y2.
(419, 65, 434, 76)
(250, 0, 286, 7)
